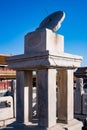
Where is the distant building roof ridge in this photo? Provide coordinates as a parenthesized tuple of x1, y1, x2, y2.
(74, 67, 87, 78)
(0, 54, 12, 56)
(0, 54, 13, 65)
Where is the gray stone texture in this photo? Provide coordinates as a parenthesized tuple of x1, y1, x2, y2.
(24, 29, 64, 54)
(16, 71, 32, 123)
(37, 69, 56, 127)
(82, 93, 87, 115)
(74, 78, 84, 114)
(57, 69, 73, 123)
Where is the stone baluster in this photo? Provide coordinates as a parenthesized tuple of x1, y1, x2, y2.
(57, 69, 73, 123)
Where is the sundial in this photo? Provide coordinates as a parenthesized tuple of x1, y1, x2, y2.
(36, 11, 65, 32)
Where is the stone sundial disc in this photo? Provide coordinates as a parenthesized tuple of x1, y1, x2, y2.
(36, 11, 65, 32)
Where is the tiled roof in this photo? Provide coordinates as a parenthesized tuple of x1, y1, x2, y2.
(0, 54, 12, 65)
(74, 67, 87, 77)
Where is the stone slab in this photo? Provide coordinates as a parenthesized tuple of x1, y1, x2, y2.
(0, 119, 82, 130)
(0, 118, 15, 127)
(0, 96, 13, 121)
(6, 51, 82, 70)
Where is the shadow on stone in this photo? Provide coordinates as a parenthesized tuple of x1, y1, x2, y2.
(0, 121, 47, 130)
(82, 118, 87, 130)
(64, 128, 68, 130)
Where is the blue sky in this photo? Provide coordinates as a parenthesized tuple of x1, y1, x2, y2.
(0, 0, 87, 66)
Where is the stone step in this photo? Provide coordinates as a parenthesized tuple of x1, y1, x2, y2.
(0, 118, 15, 128)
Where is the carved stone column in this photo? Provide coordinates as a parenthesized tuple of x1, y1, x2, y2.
(16, 70, 32, 123)
(57, 69, 73, 123)
(37, 69, 56, 128)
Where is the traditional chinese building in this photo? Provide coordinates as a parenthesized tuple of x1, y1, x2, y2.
(74, 67, 87, 83)
(0, 54, 16, 91)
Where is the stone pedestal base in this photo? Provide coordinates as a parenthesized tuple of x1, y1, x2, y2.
(18, 119, 83, 130)
(47, 119, 83, 130)
(8, 119, 83, 130)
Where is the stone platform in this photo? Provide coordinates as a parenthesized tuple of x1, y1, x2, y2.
(0, 119, 83, 130)
(0, 118, 15, 128)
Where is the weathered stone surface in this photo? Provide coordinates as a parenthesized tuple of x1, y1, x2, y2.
(37, 69, 56, 127)
(16, 71, 32, 123)
(82, 93, 87, 115)
(25, 29, 64, 54)
(6, 29, 82, 70)
(74, 78, 84, 114)
(0, 118, 15, 127)
(6, 52, 82, 70)
(57, 70, 73, 123)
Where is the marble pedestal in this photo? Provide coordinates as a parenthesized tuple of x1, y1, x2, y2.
(6, 29, 83, 130)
